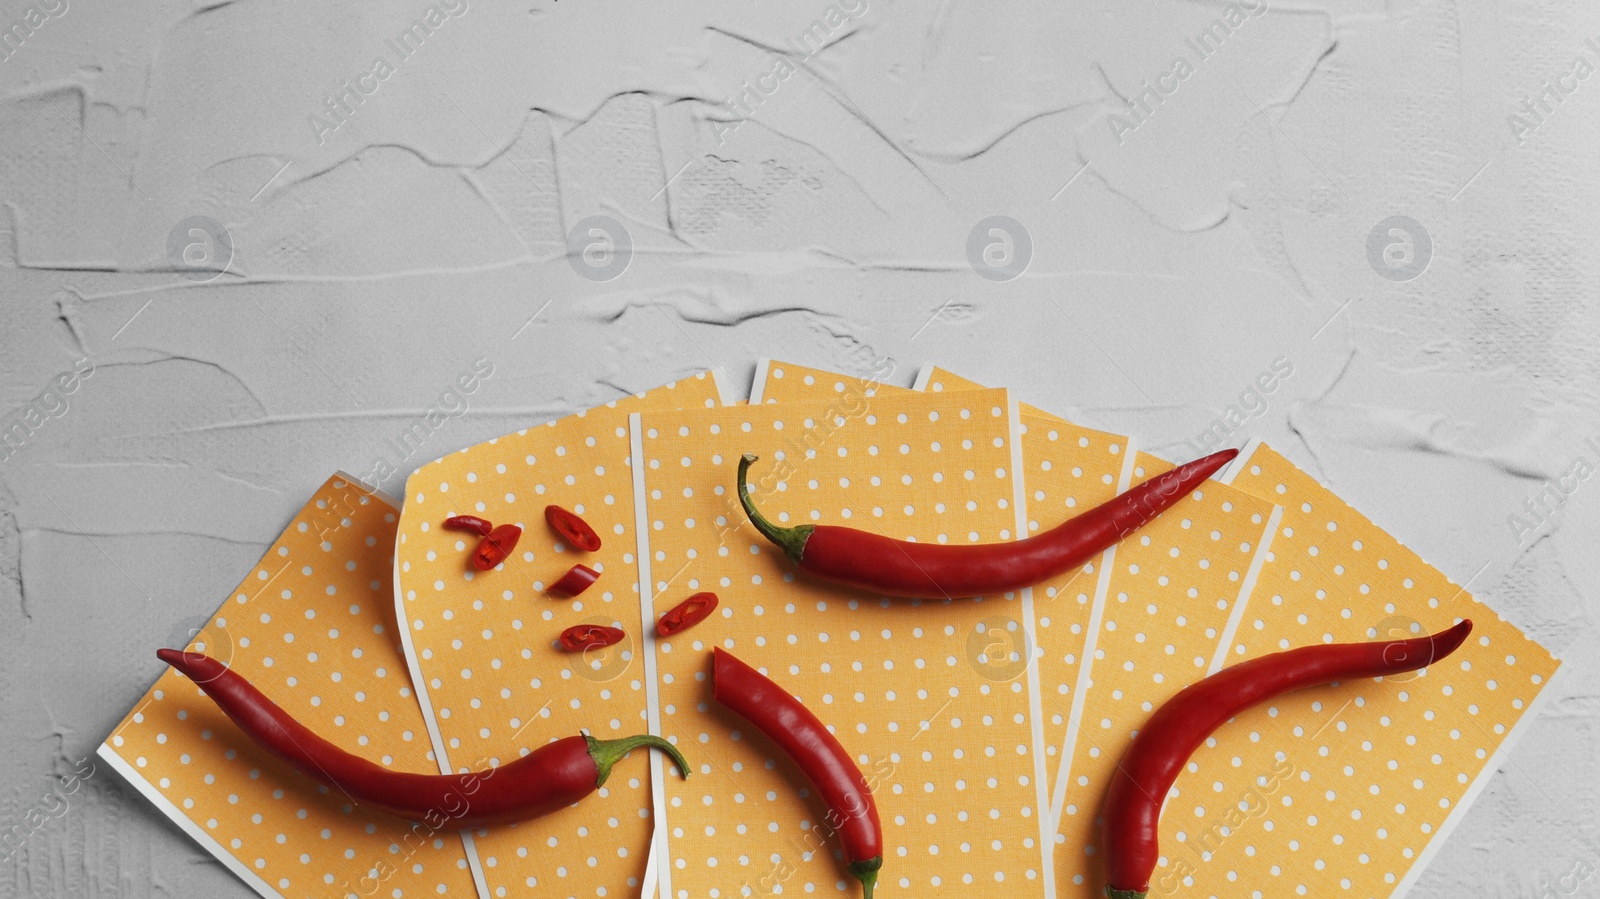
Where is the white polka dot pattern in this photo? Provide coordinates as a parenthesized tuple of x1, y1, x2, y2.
(101, 474, 478, 899)
(393, 374, 722, 899)
(1052, 451, 1280, 893)
(912, 367, 1136, 807)
(1137, 443, 1564, 899)
(637, 391, 1048, 899)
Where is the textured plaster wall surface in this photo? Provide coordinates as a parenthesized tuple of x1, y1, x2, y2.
(1, 0, 1597, 896)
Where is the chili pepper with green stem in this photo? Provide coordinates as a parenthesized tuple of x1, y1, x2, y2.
(712, 647, 883, 898)
(738, 448, 1237, 599)
(156, 649, 687, 829)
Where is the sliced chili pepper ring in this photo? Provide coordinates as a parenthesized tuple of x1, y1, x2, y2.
(443, 514, 494, 537)
(548, 564, 600, 598)
(545, 504, 602, 552)
(657, 592, 718, 637)
(558, 624, 624, 652)
(472, 523, 522, 571)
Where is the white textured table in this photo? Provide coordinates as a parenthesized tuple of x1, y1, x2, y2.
(1, 2, 1595, 896)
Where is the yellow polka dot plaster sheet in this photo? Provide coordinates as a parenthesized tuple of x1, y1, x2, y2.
(99, 473, 478, 899)
(1127, 439, 1566, 899)
(393, 373, 724, 899)
(756, 362, 1285, 898)
(741, 364, 1562, 899)
(1048, 450, 1279, 897)
(757, 360, 1137, 816)
(635, 389, 1052, 899)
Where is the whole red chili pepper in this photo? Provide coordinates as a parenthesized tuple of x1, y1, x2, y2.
(443, 514, 494, 537)
(472, 523, 522, 571)
(712, 648, 882, 898)
(1100, 619, 1473, 898)
(157, 649, 688, 828)
(656, 592, 718, 637)
(545, 504, 602, 552)
(738, 448, 1237, 599)
(548, 563, 600, 598)
(558, 624, 624, 651)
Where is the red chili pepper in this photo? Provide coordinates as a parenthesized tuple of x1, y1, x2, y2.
(738, 448, 1237, 599)
(712, 648, 882, 898)
(1100, 619, 1473, 898)
(471, 523, 522, 571)
(545, 504, 602, 552)
(548, 563, 599, 598)
(558, 624, 624, 651)
(156, 649, 687, 829)
(443, 514, 494, 537)
(656, 592, 718, 637)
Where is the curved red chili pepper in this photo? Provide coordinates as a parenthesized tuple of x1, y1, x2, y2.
(443, 515, 494, 537)
(545, 504, 602, 552)
(558, 624, 624, 651)
(712, 648, 882, 899)
(472, 523, 522, 571)
(548, 563, 599, 598)
(656, 592, 718, 637)
(156, 649, 687, 829)
(738, 449, 1237, 599)
(1100, 619, 1473, 898)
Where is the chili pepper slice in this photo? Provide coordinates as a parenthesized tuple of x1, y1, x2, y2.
(1100, 619, 1473, 898)
(157, 649, 688, 829)
(712, 648, 882, 898)
(471, 523, 522, 571)
(738, 448, 1237, 599)
(656, 592, 718, 637)
(548, 563, 599, 598)
(545, 504, 602, 552)
(558, 624, 624, 652)
(443, 514, 494, 537)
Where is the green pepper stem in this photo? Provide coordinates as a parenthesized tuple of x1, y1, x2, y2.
(1105, 888, 1147, 899)
(736, 453, 813, 564)
(586, 734, 690, 787)
(850, 857, 882, 899)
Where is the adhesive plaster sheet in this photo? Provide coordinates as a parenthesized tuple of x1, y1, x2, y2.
(100, 474, 478, 899)
(756, 360, 1132, 813)
(758, 362, 1282, 898)
(762, 366, 1561, 898)
(1125, 440, 1569, 899)
(1048, 450, 1279, 896)
(392, 372, 725, 899)
(635, 389, 1052, 899)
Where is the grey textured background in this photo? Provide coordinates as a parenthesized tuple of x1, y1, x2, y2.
(2, 0, 1597, 896)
